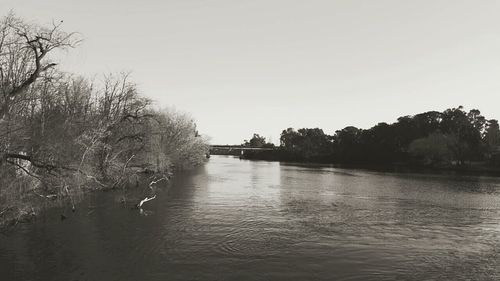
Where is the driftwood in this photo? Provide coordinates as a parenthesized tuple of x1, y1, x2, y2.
(137, 195, 156, 208)
(148, 177, 166, 190)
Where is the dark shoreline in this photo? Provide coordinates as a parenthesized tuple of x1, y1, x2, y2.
(233, 153, 500, 177)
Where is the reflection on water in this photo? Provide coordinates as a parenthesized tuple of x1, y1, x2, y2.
(1, 155, 500, 280)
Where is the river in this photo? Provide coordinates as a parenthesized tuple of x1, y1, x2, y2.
(1, 155, 500, 280)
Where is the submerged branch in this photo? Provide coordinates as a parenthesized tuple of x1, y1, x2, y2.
(137, 195, 156, 208)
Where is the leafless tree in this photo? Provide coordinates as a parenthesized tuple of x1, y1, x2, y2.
(0, 12, 80, 119)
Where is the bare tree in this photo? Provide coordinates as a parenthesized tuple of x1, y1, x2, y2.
(0, 13, 79, 171)
(0, 13, 209, 224)
(0, 12, 80, 120)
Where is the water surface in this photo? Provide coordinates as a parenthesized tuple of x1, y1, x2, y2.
(1, 155, 500, 280)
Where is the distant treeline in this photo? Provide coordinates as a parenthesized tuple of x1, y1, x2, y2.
(0, 13, 208, 224)
(242, 107, 500, 168)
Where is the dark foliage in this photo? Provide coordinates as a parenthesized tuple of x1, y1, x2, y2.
(267, 106, 500, 167)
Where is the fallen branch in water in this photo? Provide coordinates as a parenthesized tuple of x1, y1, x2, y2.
(148, 177, 166, 189)
(137, 195, 156, 208)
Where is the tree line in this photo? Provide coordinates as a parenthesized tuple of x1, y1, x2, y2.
(243, 107, 500, 167)
(0, 13, 209, 224)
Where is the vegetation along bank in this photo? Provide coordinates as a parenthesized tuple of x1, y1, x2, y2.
(0, 13, 209, 226)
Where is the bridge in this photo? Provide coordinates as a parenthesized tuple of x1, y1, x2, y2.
(209, 145, 276, 156)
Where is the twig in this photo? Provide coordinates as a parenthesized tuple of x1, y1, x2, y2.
(86, 175, 107, 188)
(32, 190, 57, 199)
(111, 154, 135, 189)
(0, 207, 12, 217)
(6, 160, 42, 181)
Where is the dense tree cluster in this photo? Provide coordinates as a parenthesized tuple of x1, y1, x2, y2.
(242, 133, 275, 148)
(0, 14, 209, 223)
(280, 128, 332, 162)
(272, 107, 500, 166)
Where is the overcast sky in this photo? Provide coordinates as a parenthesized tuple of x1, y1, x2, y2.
(2, 0, 500, 144)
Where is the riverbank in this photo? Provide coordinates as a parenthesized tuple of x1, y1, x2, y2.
(0, 14, 211, 229)
(239, 150, 500, 177)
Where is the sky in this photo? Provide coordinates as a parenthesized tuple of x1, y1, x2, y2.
(2, 0, 500, 144)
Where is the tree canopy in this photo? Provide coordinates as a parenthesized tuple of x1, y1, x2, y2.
(263, 106, 500, 167)
(243, 133, 274, 148)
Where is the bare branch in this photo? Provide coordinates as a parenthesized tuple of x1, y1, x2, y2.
(137, 195, 156, 208)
